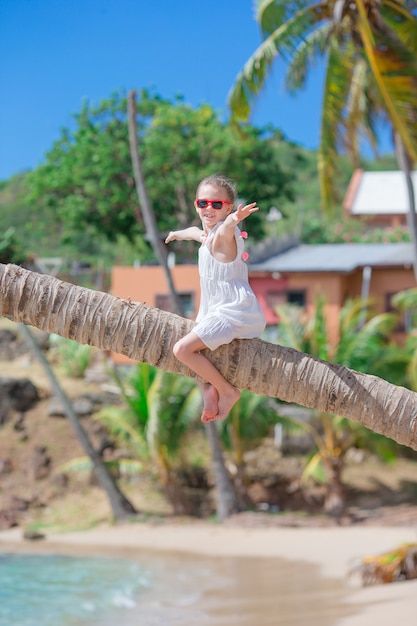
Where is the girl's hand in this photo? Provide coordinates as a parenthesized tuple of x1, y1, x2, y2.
(234, 201, 259, 223)
(165, 232, 176, 244)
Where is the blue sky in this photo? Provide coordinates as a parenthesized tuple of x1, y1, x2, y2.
(0, 0, 392, 181)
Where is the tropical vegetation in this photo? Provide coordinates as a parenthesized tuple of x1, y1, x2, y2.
(229, 0, 417, 275)
(229, 0, 417, 206)
(274, 296, 410, 515)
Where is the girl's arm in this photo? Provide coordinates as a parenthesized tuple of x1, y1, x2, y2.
(212, 202, 260, 261)
(165, 226, 204, 244)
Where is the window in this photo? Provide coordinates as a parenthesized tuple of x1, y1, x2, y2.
(266, 289, 306, 310)
(287, 290, 306, 307)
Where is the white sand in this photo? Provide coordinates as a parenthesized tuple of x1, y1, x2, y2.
(1, 522, 416, 625)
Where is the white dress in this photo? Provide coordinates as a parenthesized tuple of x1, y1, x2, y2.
(193, 223, 266, 351)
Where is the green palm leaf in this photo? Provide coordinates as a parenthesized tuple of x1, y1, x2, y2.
(344, 59, 379, 160)
(356, 0, 417, 160)
(95, 406, 147, 455)
(285, 23, 331, 91)
(319, 39, 356, 208)
(229, 3, 323, 122)
(275, 302, 306, 350)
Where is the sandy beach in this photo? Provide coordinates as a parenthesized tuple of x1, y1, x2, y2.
(1, 520, 416, 625)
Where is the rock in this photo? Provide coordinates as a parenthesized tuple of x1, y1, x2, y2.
(47, 396, 94, 418)
(73, 398, 94, 415)
(0, 510, 18, 530)
(0, 377, 40, 424)
(10, 496, 31, 511)
(51, 472, 69, 490)
(0, 457, 13, 475)
(30, 445, 52, 480)
(0, 329, 19, 360)
(23, 529, 45, 541)
(0, 328, 49, 360)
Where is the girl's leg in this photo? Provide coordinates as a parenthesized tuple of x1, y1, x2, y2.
(173, 332, 240, 422)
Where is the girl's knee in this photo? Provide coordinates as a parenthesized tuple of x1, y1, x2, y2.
(173, 333, 203, 363)
(173, 339, 186, 361)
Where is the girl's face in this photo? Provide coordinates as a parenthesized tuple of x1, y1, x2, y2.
(195, 183, 234, 232)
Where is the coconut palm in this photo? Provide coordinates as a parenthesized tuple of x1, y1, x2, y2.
(3, 262, 417, 454)
(229, 1, 417, 272)
(98, 362, 202, 514)
(275, 296, 409, 515)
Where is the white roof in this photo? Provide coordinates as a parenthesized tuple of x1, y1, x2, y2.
(349, 170, 417, 215)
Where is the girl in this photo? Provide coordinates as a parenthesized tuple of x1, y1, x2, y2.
(165, 175, 266, 422)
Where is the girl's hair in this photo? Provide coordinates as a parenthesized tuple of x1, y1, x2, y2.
(196, 174, 237, 204)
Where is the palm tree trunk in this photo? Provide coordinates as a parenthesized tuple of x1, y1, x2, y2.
(19, 323, 137, 519)
(2, 262, 417, 451)
(127, 90, 184, 316)
(394, 131, 417, 283)
(323, 456, 346, 519)
(205, 421, 240, 519)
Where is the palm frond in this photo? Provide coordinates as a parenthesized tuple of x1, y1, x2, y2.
(352, 542, 417, 585)
(356, 0, 417, 160)
(382, 2, 417, 54)
(275, 302, 306, 350)
(368, 346, 410, 387)
(391, 287, 417, 310)
(318, 38, 355, 210)
(306, 296, 329, 360)
(255, 0, 292, 36)
(338, 297, 372, 335)
(228, 3, 323, 122)
(145, 370, 165, 458)
(285, 23, 331, 91)
(95, 406, 147, 453)
(340, 313, 399, 368)
(407, 345, 417, 391)
(176, 383, 202, 428)
(302, 451, 327, 483)
(345, 58, 372, 160)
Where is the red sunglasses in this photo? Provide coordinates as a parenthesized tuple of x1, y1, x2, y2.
(195, 198, 233, 210)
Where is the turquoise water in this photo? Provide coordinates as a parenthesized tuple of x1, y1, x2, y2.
(0, 553, 150, 626)
(0, 550, 355, 625)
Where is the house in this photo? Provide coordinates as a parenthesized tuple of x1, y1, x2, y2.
(343, 169, 417, 229)
(249, 242, 416, 345)
(111, 242, 416, 362)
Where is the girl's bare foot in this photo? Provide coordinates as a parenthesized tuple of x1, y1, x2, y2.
(203, 387, 241, 422)
(200, 384, 219, 423)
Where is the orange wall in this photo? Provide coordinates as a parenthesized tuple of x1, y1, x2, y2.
(112, 265, 201, 314)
